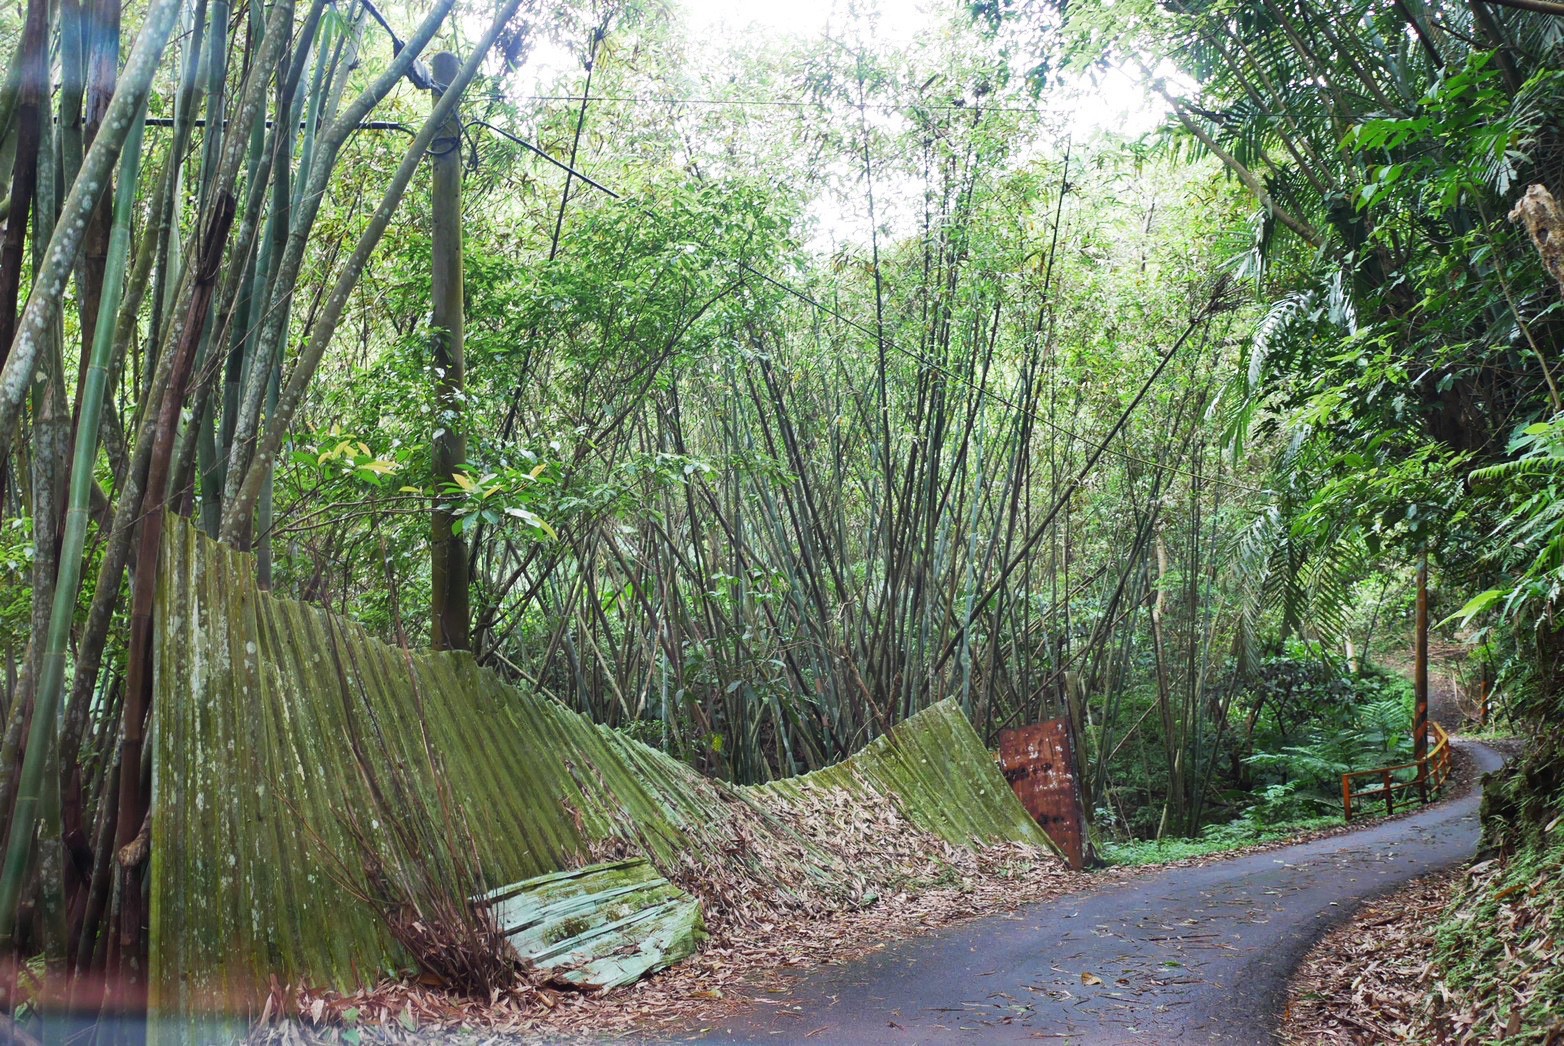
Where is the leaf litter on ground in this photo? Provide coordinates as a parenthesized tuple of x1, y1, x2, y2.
(247, 780, 1117, 1042)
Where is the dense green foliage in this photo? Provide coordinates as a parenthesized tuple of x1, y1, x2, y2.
(1095, 647, 1415, 857)
(2, 0, 1564, 1021)
(1044, 1, 1564, 1034)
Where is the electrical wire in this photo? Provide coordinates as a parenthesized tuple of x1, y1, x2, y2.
(477, 91, 1068, 118)
(140, 117, 414, 133)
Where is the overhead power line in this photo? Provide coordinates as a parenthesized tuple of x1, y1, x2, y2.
(281, 0, 1252, 493)
(357, 0, 433, 89)
(481, 92, 1065, 118)
(139, 117, 413, 133)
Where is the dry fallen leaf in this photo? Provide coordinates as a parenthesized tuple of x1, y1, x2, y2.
(244, 783, 1104, 1045)
(1081, 972, 1103, 986)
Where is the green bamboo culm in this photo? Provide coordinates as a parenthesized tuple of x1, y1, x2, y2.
(0, 103, 149, 945)
(0, 0, 182, 459)
(0, 51, 22, 143)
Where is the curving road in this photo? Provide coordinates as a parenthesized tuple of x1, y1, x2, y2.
(693, 741, 1504, 1045)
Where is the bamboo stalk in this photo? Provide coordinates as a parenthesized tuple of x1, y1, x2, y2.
(0, 100, 148, 948)
(0, 0, 184, 460)
(225, 0, 526, 539)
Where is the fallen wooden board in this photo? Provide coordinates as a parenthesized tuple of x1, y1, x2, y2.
(477, 858, 705, 990)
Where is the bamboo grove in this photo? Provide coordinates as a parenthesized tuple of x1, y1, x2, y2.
(0, 0, 532, 1003)
(3, 0, 1564, 1018)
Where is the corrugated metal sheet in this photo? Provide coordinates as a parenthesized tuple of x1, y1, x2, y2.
(149, 518, 1054, 1022)
(479, 858, 703, 990)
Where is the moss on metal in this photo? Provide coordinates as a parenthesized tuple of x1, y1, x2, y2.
(480, 858, 704, 989)
(149, 518, 1052, 1022)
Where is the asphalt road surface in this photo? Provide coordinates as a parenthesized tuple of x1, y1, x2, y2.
(694, 741, 1505, 1045)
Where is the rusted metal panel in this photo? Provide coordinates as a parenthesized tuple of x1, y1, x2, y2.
(997, 718, 1087, 870)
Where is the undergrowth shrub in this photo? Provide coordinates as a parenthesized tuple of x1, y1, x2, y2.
(1425, 614, 1564, 1040)
(1098, 647, 1417, 861)
(1243, 652, 1414, 800)
(1426, 833, 1564, 1042)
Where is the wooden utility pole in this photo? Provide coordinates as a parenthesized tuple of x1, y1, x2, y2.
(1414, 551, 1429, 801)
(429, 51, 470, 650)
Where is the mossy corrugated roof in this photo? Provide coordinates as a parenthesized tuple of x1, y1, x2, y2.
(149, 518, 1052, 1023)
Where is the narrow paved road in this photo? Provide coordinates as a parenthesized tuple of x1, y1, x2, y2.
(696, 741, 1504, 1045)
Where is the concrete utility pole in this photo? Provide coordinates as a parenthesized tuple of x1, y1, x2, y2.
(430, 51, 470, 650)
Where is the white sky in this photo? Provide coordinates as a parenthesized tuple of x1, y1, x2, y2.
(676, 0, 1166, 138)
(682, 0, 926, 46)
(504, 0, 1169, 251)
(512, 0, 1165, 139)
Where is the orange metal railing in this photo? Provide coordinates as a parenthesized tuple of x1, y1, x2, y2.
(1341, 721, 1452, 822)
